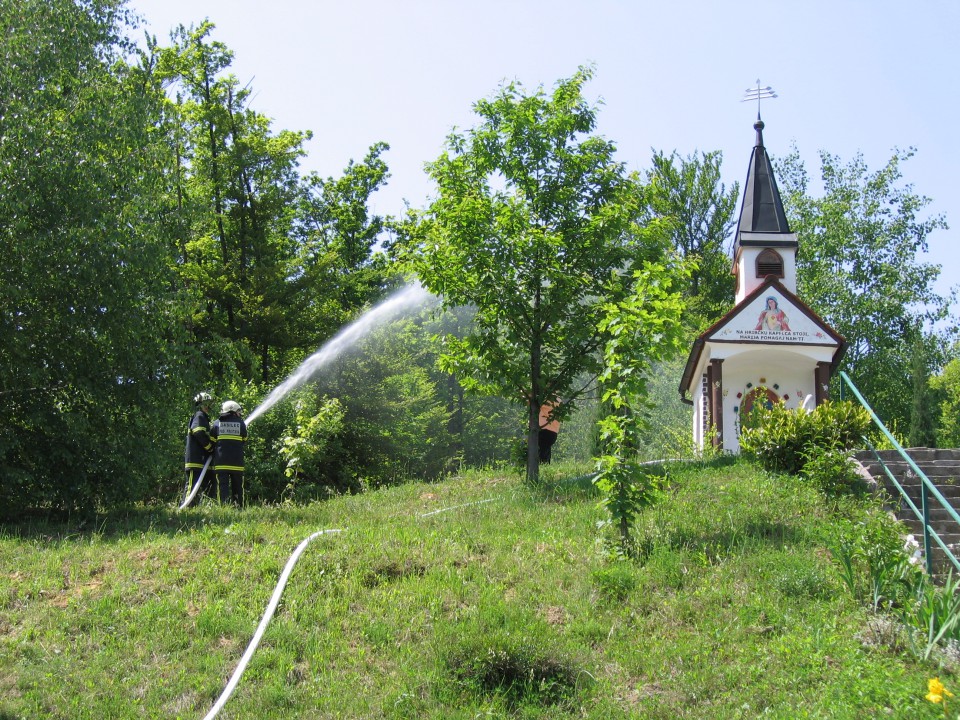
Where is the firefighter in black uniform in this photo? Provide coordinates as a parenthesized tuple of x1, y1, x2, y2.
(212, 400, 248, 506)
(183, 392, 215, 506)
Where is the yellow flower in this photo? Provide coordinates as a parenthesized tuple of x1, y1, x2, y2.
(927, 677, 954, 704)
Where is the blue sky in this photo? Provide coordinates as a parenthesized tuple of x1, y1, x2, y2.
(130, 0, 959, 304)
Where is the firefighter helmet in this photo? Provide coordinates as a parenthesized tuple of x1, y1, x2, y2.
(221, 400, 242, 414)
(194, 391, 213, 406)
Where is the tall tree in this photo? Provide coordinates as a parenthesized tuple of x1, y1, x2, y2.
(908, 338, 938, 447)
(931, 350, 960, 448)
(398, 68, 678, 482)
(0, 0, 184, 513)
(777, 147, 952, 429)
(157, 22, 313, 382)
(645, 149, 739, 327)
(293, 142, 393, 344)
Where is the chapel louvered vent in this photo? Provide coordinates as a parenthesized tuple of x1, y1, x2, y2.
(756, 249, 783, 278)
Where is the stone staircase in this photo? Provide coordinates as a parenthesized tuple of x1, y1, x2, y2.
(854, 448, 960, 574)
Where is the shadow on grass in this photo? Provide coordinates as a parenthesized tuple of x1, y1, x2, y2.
(663, 519, 809, 555)
(0, 501, 289, 543)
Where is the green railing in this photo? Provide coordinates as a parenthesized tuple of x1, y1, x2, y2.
(839, 371, 960, 577)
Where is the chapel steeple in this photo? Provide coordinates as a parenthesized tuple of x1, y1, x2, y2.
(732, 117, 799, 303)
(678, 103, 846, 455)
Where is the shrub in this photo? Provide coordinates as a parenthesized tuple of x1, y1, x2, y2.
(277, 394, 347, 501)
(739, 398, 871, 476)
(445, 633, 585, 709)
(802, 448, 871, 497)
(831, 507, 922, 612)
(592, 562, 639, 600)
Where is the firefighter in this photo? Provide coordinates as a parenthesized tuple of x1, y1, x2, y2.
(211, 400, 248, 506)
(184, 391, 215, 506)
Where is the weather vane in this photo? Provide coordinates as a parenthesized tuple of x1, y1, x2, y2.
(741, 80, 777, 119)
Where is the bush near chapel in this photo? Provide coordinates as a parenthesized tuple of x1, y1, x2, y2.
(739, 398, 871, 478)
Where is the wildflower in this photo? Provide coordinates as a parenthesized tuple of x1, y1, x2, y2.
(904, 535, 923, 566)
(926, 676, 953, 705)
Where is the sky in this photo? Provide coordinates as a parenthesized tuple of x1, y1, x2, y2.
(128, 0, 959, 302)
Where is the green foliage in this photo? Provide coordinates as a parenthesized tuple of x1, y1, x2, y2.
(830, 506, 921, 612)
(830, 507, 960, 663)
(277, 394, 346, 502)
(304, 317, 452, 488)
(777, 147, 952, 432)
(909, 339, 939, 447)
(593, 261, 690, 550)
(0, 0, 187, 514)
(591, 562, 639, 600)
(156, 21, 313, 382)
(901, 570, 960, 662)
(416, 304, 519, 469)
(801, 448, 870, 497)
(739, 399, 871, 476)
(931, 352, 960, 448)
(293, 142, 394, 343)
(645, 149, 739, 328)
(397, 66, 672, 484)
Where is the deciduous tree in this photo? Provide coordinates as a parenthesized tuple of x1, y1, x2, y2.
(398, 68, 680, 482)
(0, 0, 184, 512)
(777, 147, 952, 429)
(645, 149, 738, 327)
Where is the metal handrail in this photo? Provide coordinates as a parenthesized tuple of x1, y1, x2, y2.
(839, 371, 960, 577)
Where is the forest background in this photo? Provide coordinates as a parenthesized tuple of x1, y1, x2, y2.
(2, 0, 958, 517)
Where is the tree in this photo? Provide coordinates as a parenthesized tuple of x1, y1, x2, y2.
(931, 350, 960, 449)
(645, 149, 739, 327)
(398, 67, 678, 482)
(0, 0, 185, 513)
(293, 142, 393, 345)
(156, 22, 315, 383)
(594, 261, 689, 551)
(908, 338, 938, 447)
(777, 147, 952, 429)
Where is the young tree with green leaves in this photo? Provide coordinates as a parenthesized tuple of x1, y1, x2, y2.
(777, 147, 952, 430)
(909, 338, 938, 447)
(398, 67, 679, 483)
(594, 261, 689, 550)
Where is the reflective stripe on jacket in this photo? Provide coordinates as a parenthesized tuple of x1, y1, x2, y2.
(184, 410, 214, 470)
(212, 412, 247, 472)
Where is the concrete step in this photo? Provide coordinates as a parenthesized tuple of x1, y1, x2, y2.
(855, 448, 960, 577)
(895, 515, 960, 536)
(856, 448, 960, 463)
(861, 461, 960, 478)
(893, 507, 960, 523)
(884, 486, 960, 503)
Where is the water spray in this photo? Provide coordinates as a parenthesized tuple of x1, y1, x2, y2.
(178, 283, 436, 511)
(245, 283, 436, 425)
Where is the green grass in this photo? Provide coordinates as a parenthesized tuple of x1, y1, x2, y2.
(0, 458, 953, 718)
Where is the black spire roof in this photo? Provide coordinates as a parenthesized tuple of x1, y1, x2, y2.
(734, 118, 795, 248)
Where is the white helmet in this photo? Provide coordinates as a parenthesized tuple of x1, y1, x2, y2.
(221, 400, 242, 414)
(194, 391, 213, 406)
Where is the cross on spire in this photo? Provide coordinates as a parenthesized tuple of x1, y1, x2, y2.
(741, 80, 778, 120)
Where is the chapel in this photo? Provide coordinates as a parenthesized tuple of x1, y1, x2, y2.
(678, 117, 846, 452)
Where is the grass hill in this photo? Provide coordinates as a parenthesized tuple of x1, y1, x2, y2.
(0, 459, 952, 719)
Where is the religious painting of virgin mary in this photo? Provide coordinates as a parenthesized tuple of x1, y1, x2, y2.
(755, 296, 790, 331)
